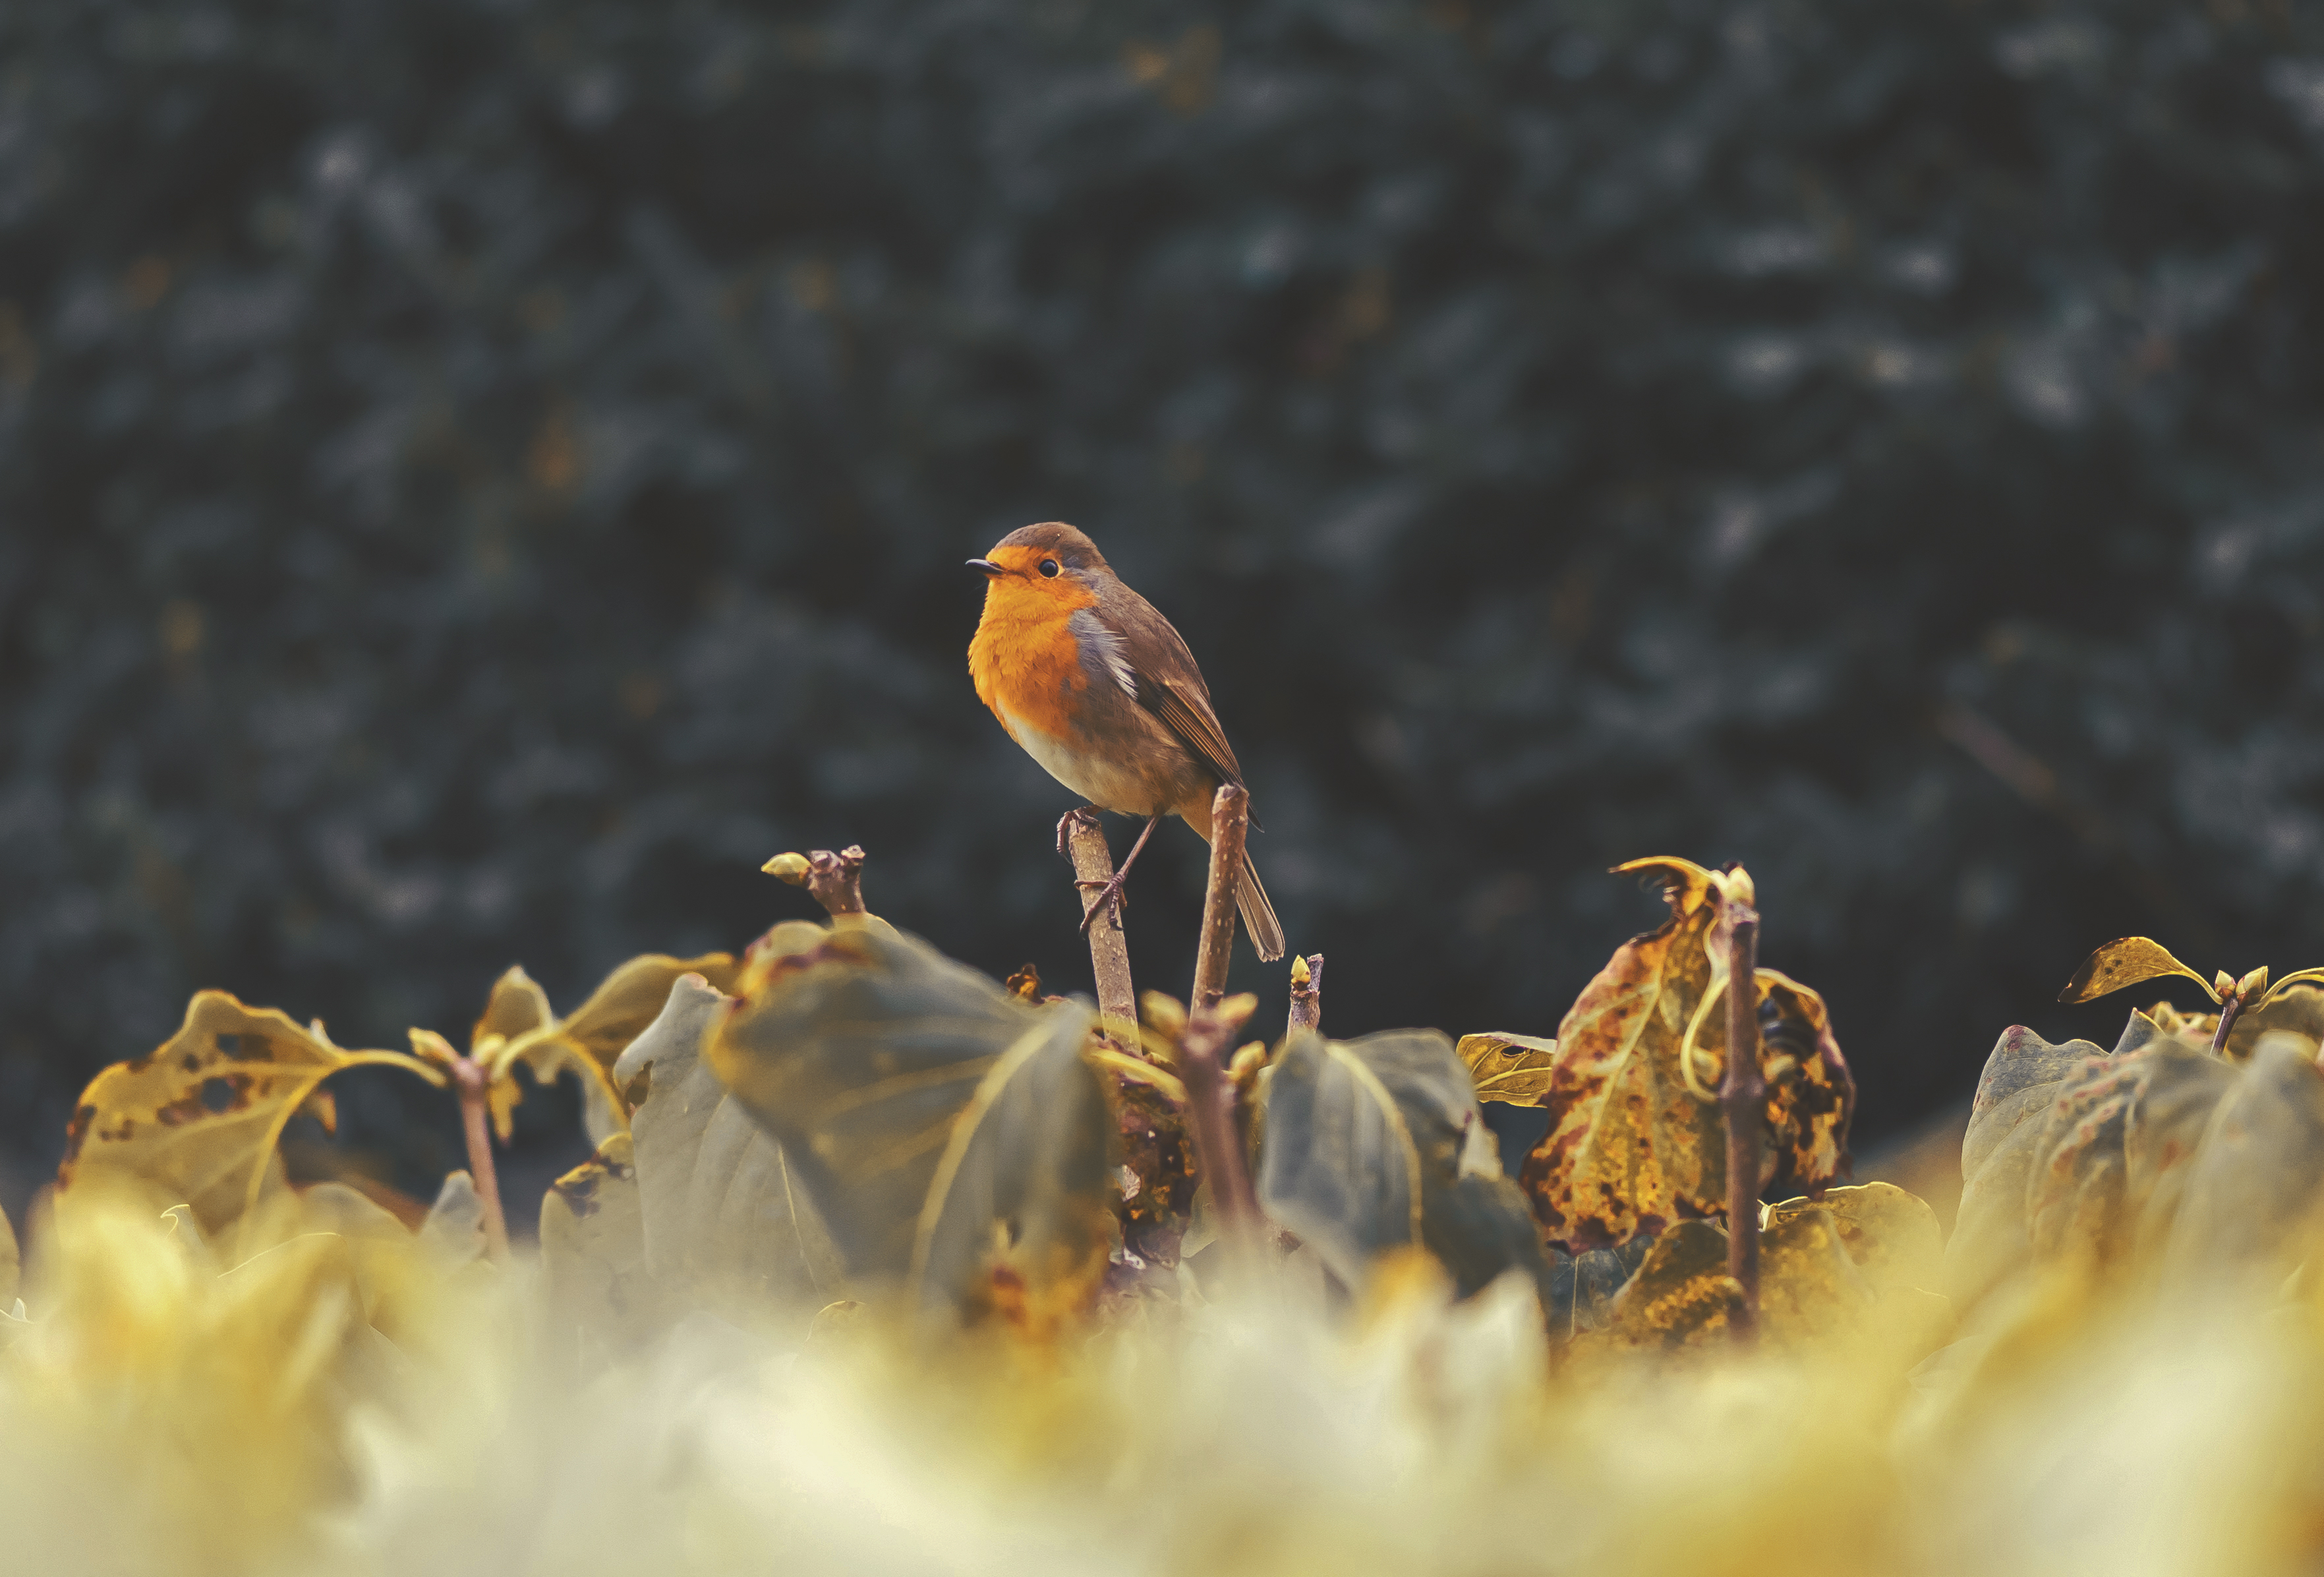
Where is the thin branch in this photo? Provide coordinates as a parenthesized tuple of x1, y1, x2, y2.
(447, 1056, 510, 1263)
(1191, 784, 1248, 1013)
(1179, 994, 1261, 1245)
(1061, 809, 1138, 1045)
(1287, 953, 1323, 1035)
(763, 845, 867, 916)
(1721, 910, 1763, 1341)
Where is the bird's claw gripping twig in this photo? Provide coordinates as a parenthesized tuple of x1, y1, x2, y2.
(1076, 872, 1127, 933)
(1056, 805, 1102, 862)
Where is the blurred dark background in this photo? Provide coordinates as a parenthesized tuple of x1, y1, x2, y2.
(5, 0, 2323, 1226)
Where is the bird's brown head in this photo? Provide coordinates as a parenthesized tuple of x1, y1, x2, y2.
(966, 523, 1113, 612)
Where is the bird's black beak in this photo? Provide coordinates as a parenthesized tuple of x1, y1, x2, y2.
(966, 558, 1002, 576)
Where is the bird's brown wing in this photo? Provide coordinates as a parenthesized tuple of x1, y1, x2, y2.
(1097, 582, 1246, 787)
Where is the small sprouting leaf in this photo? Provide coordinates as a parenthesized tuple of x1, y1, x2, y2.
(471, 952, 743, 1143)
(707, 922, 1113, 1318)
(57, 992, 444, 1235)
(610, 945, 844, 1320)
(1257, 1028, 1549, 1297)
(2056, 937, 2219, 1005)
(1454, 1032, 1559, 1106)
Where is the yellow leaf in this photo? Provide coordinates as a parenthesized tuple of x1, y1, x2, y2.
(471, 951, 743, 1141)
(2056, 936, 2219, 1004)
(1454, 1032, 1559, 1106)
(58, 991, 443, 1237)
(0, 1197, 16, 1310)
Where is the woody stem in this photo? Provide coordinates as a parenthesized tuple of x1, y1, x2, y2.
(1061, 810, 1138, 1046)
(2209, 990, 2246, 1057)
(1180, 999, 1261, 1243)
(1191, 784, 1248, 1013)
(1721, 914, 1763, 1341)
(449, 1056, 510, 1263)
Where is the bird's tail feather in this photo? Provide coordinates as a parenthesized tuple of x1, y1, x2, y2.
(1237, 852, 1286, 963)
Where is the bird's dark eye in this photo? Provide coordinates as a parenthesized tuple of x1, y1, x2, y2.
(1038, 558, 1060, 578)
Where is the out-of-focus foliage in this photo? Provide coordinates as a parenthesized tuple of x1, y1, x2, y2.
(7, 0, 2324, 1211)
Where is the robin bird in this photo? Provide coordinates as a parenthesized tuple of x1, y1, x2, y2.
(968, 522, 1286, 963)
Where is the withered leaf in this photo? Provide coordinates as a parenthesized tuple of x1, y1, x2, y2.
(2056, 936, 2219, 1005)
(1519, 857, 1856, 1255)
(539, 1131, 661, 1353)
(610, 943, 844, 1321)
(1454, 1032, 1559, 1106)
(707, 921, 1113, 1317)
(59, 991, 444, 1236)
(1257, 1028, 1550, 1297)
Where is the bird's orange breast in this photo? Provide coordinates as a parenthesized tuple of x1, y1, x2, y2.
(968, 576, 1100, 745)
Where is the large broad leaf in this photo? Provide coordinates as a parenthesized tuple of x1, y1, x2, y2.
(608, 937, 844, 1321)
(1454, 1032, 1559, 1106)
(539, 1131, 661, 1354)
(1944, 1023, 2118, 1304)
(1517, 858, 1852, 1253)
(2023, 1032, 2235, 1266)
(1947, 1007, 2324, 1301)
(2163, 1034, 2324, 1276)
(470, 951, 743, 1143)
(706, 920, 1113, 1317)
(1256, 1028, 1550, 1299)
(1592, 1183, 1942, 1352)
(57, 991, 443, 1235)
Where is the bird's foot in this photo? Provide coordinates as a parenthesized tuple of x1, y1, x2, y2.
(1076, 873, 1127, 934)
(1055, 805, 1103, 861)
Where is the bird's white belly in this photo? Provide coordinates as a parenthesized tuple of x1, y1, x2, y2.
(1002, 707, 1158, 812)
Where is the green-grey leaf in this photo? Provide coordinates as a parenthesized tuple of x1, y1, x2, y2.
(540, 1133, 660, 1354)
(614, 954, 844, 1319)
(1944, 1023, 2110, 1305)
(1259, 1027, 1550, 1297)
(706, 923, 1109, 1314)
(2164, 1034, 2324, 1276)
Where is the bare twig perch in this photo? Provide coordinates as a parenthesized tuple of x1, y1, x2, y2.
(1180, 992, 1262, 1242)
(1061, 808, 1138, 1044)
(1191, 784, 1248, 1013)
(1721, 903, 1763, 1342)
(763, 845, 867, 916)
(1288, 953, 1323, 1035)
(1175, 783, 1264, 1247)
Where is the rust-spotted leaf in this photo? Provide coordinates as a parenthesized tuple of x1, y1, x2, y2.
(59, 992, 443, 1235)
